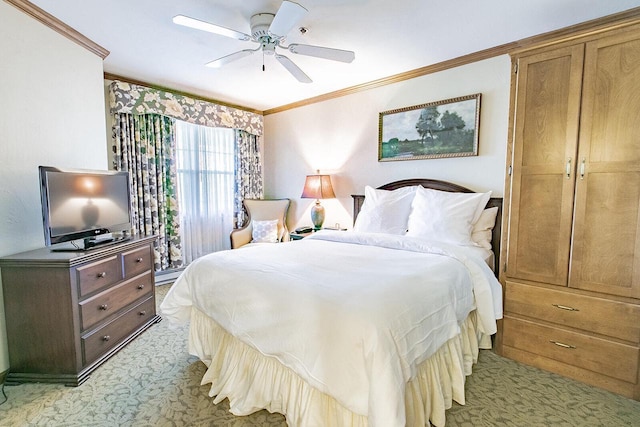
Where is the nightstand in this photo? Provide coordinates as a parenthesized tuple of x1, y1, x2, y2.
(290, 227, 347, 240)
(290, 231, 313, 240)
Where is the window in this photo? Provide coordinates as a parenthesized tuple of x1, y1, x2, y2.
(175, 121, 235, 264)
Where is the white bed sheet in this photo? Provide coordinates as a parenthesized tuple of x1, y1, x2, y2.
(161, 230, 502, 427)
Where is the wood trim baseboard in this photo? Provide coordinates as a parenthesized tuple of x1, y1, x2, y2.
(4, 0, 109, 59)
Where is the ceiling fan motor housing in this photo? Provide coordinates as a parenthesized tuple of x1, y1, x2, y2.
(250, 13, 275, 39)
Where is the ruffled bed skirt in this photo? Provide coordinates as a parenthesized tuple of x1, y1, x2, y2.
(188, 308, 488, 427)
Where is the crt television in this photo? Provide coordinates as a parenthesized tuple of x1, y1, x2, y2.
(39, 166, 133, 249)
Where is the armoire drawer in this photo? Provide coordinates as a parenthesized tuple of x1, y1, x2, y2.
(503, 317, 639, 383)
(505, 281, 640, 343)
(77, 255, 123, 297)
(123, 245, 153, 279)
(82, 296, 155, 364)
(79, 271, 154, 331)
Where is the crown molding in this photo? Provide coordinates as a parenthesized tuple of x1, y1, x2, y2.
(263, 43, 516, 115)
(8, 0, 640, 116)
(509, 6, 640, 54)
(5, 0, 109, 59)
(264, 6, 640, 115)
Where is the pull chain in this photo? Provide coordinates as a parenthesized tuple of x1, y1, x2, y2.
(262, 52, 265, 72)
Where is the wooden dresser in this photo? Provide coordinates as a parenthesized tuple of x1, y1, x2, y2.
(498, 21, 640, 400)
(0, 236, 160, 386)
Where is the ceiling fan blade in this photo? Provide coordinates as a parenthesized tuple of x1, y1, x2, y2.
(206, 49, 256, 68)
(287, 43, 355, 63)
(173, 15, 251, 41)
(275, 54, 312, 83)
(268, 1, 308, 38)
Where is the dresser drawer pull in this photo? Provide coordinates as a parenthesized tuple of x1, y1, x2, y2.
(97, 272, 107, 278)
(139, 310, 147, 316)
(99, 304, 108, 310)
(550, 340, 576, 349)
(137, 284, 145, 290)
(136, 257, 144, 263)
(552, 304, 579, 312)
(103, 335, 110, 342)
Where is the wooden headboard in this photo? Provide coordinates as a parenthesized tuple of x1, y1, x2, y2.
(352, 179, 503, 276)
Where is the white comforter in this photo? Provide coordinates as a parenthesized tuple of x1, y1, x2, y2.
(160, 230, 502, 427)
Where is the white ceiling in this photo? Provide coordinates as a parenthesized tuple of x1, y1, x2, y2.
(29, 0, 640, 111)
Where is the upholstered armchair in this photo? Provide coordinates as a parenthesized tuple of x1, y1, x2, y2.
(230, 199, 291, 249)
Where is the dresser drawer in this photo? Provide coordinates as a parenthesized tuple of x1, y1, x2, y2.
(79, 271, 153, 331)
(503, 317, 639, 383)
(123, 245, 153, 279)
(82, 296, 155, 364)
(77, 255, 123, 297)
(505, 281, 640, 343)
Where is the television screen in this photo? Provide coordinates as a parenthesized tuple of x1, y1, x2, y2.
(39, 166, 133, 249)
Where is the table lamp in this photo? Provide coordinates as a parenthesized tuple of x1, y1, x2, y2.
(301, 170, 335, 230)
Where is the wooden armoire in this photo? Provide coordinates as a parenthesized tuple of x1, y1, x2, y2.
(498, 19, 640, 400)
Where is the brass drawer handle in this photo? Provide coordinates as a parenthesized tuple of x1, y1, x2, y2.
(139, 310, 147, 316)
(552, 304, 579, 312)
(103, 335, 110, 342)
(136, 257, 144, 263)
(137, 284, 145, 290)
(97, 272, 107, 278)
(99, 304, 108, 310)
(550, 340, 576, 349)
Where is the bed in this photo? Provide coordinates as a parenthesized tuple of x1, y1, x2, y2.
(160, 179, 503, 427)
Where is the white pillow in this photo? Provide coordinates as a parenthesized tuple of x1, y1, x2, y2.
(406, 187, 492, 245)
(353, 185, 417, 235)
(471, 207, 498, 250)
(252, 219, 279, 243)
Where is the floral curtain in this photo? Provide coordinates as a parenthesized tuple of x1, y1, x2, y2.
(113, 113, 183, 271)
(109, 81, 263, 136)
(234, 130, 264, 227)
(110, 80, 265, 264)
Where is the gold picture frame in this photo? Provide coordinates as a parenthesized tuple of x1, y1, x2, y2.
(378, 93, 481, 161)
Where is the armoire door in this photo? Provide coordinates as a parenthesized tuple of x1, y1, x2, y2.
(570, 27, 640, 299)
(506, 44, 584, 286)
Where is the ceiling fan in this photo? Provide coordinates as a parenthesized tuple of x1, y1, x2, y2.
(173, 0, 355, 83)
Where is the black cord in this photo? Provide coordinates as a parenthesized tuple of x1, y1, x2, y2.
(0, 383, 7, 406)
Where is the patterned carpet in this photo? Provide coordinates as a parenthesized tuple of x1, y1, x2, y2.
(1, 284, 639, 426)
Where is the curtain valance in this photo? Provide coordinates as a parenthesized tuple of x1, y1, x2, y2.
(109, 80, 263, 136)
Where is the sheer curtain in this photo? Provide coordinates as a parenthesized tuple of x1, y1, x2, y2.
(175, 121, 235, 264)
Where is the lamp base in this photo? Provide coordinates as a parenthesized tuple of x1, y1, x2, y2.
(310, 200, 325, 230)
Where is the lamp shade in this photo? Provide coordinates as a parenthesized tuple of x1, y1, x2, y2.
(301, 173, 335, 200)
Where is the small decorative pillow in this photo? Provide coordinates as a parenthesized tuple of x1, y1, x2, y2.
(406, 187, 492, 246)
(471, 207, 498, 249)
(252, 219, 279, 243)
(353, 185, 417, 235)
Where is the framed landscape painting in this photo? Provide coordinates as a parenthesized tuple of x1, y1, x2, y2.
(378, 93, 481, 161)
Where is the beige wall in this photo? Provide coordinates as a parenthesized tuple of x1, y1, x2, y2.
(0, 1, 108, 373)
(264, 55, 512, 231)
